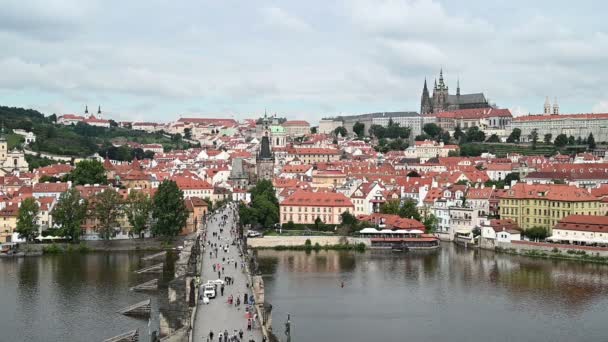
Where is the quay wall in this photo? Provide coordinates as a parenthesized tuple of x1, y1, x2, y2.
(247, 236, 370, 248)
(496, 240, 608, 257)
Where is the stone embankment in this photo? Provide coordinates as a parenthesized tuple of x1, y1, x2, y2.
(247, 236, 370, 248)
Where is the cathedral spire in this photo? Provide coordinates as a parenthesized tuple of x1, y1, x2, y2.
(456, 78, 460, 96)
(439, 68, 445, 88)
(85, 105, 89, 114)
(98, 105, 101, 114)
(544, 96, 551, 114)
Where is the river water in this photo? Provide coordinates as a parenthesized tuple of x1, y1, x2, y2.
(0, 252, 176, 342)
(257, 244, 608, 342)
(3, 246, 608, 342)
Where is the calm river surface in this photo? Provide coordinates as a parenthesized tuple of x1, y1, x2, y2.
(0, 252, 175, 342)
(3, 246, 608, 342)
(257, 244, 608, 342)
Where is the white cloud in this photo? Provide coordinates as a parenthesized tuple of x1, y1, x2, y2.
(593, 101, 608, 113)
(260, 6, 312, 33)
(348, 0, 493, 40)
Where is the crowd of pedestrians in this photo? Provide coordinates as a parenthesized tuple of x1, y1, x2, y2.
(201, 203, 266, 342)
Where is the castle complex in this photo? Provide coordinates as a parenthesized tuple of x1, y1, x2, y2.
(420, 69, 491, 115)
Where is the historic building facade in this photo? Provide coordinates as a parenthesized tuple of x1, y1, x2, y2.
(420, 69, 491, 115)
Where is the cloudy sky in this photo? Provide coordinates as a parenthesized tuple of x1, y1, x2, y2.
(1, 0, 607, 124)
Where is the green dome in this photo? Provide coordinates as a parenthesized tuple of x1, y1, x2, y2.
(270, 125, 285, 134)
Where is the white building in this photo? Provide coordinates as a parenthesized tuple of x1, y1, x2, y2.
(511, 112, 608, 143)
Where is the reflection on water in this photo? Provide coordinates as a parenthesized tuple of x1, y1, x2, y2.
(258, 244, 608, 342)
(0, 252, 176, 342)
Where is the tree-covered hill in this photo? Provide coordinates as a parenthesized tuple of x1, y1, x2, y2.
(0, 105, 196, 158)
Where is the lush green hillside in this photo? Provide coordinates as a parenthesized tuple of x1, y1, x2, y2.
(459, 142, 587, 157)
(0, 105, 197, 158)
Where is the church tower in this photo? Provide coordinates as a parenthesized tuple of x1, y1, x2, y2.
(256, 133, 275, 181)
(420, 79, 432, 115)
(97, 106, 102, 119)
(434, 69, 448, 112)
(552, 97, 559, 115)
(544, 97, 551, 114)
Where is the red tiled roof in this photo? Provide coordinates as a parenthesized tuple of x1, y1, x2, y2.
(282, 120, 310, 126)
(281, 190, 353, 207)
(435, 108, 512, 119)
(288, 148, 340, 155)
(499, 183, 598, 202)
(178, 118, 238, 126)
(33, 182, 69, 193)
(360, 213, 425, 230)
(554, 215, 608, 233)
(514, 113, 608, 122)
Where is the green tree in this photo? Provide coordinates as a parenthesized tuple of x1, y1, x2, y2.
(453, 124, 464, 141)
(334, 126, 347, 137)
(16, 197, 39, 241)
(568, 135, 576, 145)
(310, 126, 317, 134)
(464, 126, 486, 143)
(423, 214, 438, 233)
(544, 133, 552, 144)
(423, 123, 442, 138)
(152, 180, 188, 237)
(353, 122, 365, 138)
(440, 131, 451, 144)
(184, 128, 192, 139)
(92, 189, 122, 240)
(524, 226, 549, 241)
(314, 217, 324, 231)
(507, 128, 521, 143)
(340, 211, 358, 226)
(504, 172, 520, 186)
(125, 190, 152, 237)
(70, 160, 107, 185)
(486, 134, 500, 143)
(380, 199, 401, 215)
(588, 133, 596, 149)
(239, 181, 280, 228)
(554, 134, 568, 147)
(399, 199, 422, 221)
(530, 129, 538, 150)
(53, 188, 88, 241)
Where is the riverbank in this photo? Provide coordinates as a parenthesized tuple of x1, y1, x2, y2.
(482, 239, 608, 264)
(247, 235, 370, 249)
(6, 236, 191, 256)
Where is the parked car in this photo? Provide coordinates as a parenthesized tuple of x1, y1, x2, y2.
(202, 284, 216, 298)
(206, 279, 225, 285)
(247, 230, 263, 238)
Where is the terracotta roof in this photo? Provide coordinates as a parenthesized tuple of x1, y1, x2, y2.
(288, 148, 340, 155)
(554, 215, 608, 233)
(281, 165, 312, 174)
(178, 118, 238, 126)
(282, 120, 310, 126)
(281, 190, 353, 207)
(33, 182, 69, 193)
(360, 213, 425, 230)
(435, 108, 512, 119)
(499, 183, 598, 202)
(514, 113, 608, 122)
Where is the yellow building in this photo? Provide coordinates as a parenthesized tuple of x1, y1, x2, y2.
(287, 148, 340, 164)
(499, 183, 601, 231)
(312, 170, 346, 188)
(0, 204, 18, 243)
(280, 190, 354, 225)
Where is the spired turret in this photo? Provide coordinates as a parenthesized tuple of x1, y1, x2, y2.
(544, 96, 551, 114)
